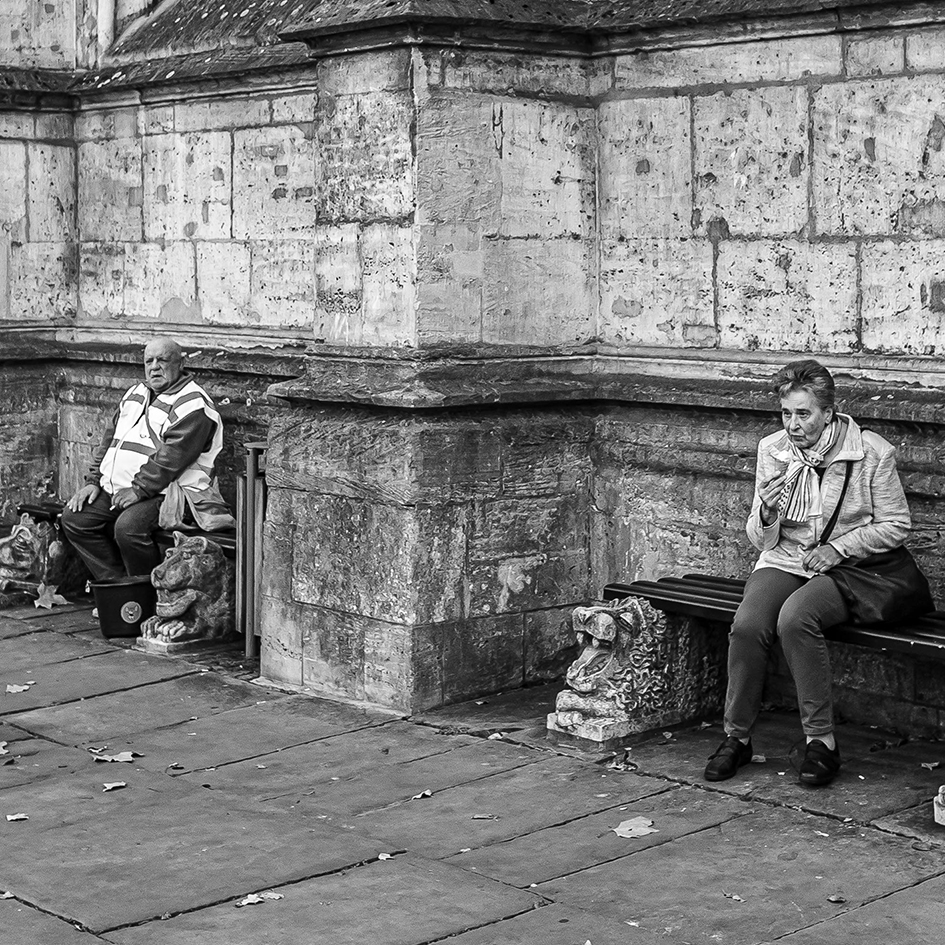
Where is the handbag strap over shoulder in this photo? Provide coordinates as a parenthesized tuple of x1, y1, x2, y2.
(818, 461, 853, 547)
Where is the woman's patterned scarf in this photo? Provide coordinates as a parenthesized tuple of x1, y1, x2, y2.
(778, 419, 841, 524)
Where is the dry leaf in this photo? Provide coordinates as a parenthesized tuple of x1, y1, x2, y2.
(411, 790, 432, 800)
(487, 732, 506, 740)
(102, 782, 127, 792)
(921, 762, 941, 771)
(612, 817, 658, 839)
(723, 892, 745, 903)
(827, 894, 846, 904)
(33, 583, 69, 609)
(236, 891, 283, 907)
(377, 853, 393, 860)
(5, 813, 28, 822)
(0, 742, 7, 756)
(814, 830, 830, 837)
(0, 892, 13, 900)
(94, 751, 140, 764)
(472, 813, 499, 820)
(5, 684, 31, 694)
(751, 754, 766, 764)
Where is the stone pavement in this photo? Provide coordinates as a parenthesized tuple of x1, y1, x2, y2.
(2, 603, 945, 945)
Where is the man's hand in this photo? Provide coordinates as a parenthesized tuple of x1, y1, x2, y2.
(802, 543, 843, 575)
(758, 469, 787, 525)
(110, 488, 140, 511)
(66, 484, 100, 512)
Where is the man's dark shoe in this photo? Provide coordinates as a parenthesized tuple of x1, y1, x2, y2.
(704, 736, 753, 782)
(798, 739, 841, 786)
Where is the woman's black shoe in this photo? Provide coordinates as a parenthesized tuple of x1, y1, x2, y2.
(704, 736, 753, 782)
(798, 739, 841, 786)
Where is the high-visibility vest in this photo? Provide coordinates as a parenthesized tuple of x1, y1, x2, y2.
(98, 379, 223, 496)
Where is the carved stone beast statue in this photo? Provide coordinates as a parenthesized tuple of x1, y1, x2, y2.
(140, 532, 234, 648)
(547, 596, 727, 747)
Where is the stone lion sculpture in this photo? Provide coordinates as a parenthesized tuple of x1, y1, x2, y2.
(140, 532, 235, 646)
(547, 595, 726, 745)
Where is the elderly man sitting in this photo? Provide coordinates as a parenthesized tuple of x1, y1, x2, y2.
(61, 338, 228, 580)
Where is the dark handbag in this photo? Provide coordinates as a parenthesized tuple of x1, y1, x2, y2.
(818, 461, 934, 625)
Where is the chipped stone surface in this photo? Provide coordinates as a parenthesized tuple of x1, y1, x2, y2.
(905, 27, 945, 72)
(195, 241, 252, 324)
(0, 139, 27, 242)
(417, 224, 484, 344)
(143, 132, 232, 241)
(313, 224, 365, 344)
(174, 96, 271, 133)
(28, 144, 76, 243)
(122, 240, 197, 321)
(694, 86, 809, 237)
(249, 239, 315, 329)
(813, 75, 945, 236)
(318, 48, 411, 96)
(615, 35, 842, 89)
(0, 0, 75, 69)
(78, 139, 143, 241)
(9, 241, 77, 323)
(360, 224, 416, 344)
(600, 238, 714, 347)
(718, 240, 858, 352)
(861, 239, 945, 354)
(845, 35, 905, 77)
(599, 97, 690, 239)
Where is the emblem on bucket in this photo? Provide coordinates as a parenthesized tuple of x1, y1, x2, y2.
(121, 601, 142, 624)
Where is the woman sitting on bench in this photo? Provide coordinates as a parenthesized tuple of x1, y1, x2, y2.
(705, 359, 924, 787)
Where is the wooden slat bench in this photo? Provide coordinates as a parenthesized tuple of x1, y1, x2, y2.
(604, 573, 945, 661)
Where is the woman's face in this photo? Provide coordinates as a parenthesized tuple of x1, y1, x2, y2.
(781, 389, 833, 449)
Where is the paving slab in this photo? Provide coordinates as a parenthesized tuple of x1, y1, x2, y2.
(86, 693, 395, 775)
(775, 872, 945, 944)
(0, 603, 94, 621)
(0, 631, 111, 673)
(438, 902, 669, 945)
(447, 783, 747, 887)
(180, 723, 541, 815)
(0, 781, 384, 932)
(0, 898, 104, 945)
(0, 650, 193, 716)
(0, 616, 35, 639)
(415, 683, 560, 733)
(352, 755, 666, 859)
(106, 856, 540, 945)
(9, 671, 284, 744)
(872, 797, 945, 845)
(536, 807, 945, 945)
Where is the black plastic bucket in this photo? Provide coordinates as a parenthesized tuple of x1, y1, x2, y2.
(90, 575, 156, 638)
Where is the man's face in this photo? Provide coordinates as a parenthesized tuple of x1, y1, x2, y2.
(143, 341, 183, 393)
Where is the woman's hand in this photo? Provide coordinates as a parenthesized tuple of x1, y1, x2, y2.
(802, 544, 843, 575)
(758, 470, 786, 525)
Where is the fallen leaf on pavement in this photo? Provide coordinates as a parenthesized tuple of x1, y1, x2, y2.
(723, 892, 745, 903)
(827, 894, 846, 904)
(0, 892, 13, 899)
(94, 751, 140, 764)
(5, 813, 28, 822)
(472, 813, 499, 820)
(5, 684, 32, 694)
(612, 817, 658, 839)
(487, 732, 506, 740)
(235, 891, 284, 907)
(921, 762, 941, 771)
(102, 782, 127, 792)
(377, 853, 393, 860)
(33, 583, 69, 609)
(0, 742, 7, 755)
(814, 830, 830, 837)
(411, 790, 432, 800)
(751, 754, 766, 763)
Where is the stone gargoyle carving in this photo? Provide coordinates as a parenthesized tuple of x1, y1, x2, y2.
(546, 594, 726, 747)
(139, 532, 235, 649)
(0, 513, 85, 598)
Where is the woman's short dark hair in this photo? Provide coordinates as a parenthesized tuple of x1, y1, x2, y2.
(771, 359, 836, 412)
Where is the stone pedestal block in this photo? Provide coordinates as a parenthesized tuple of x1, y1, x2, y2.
(547, 597, 728, 750)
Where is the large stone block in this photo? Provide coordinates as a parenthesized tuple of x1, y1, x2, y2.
(312, 223, 362, 343)
(846, 35, 905, 77)
(599, 97, 691, 239)
(122, 241, 198, 322)
(480, 237, 594, 345)
(195, 241, 252, 324)
(233, 125, 316, 240)
(318, 49, 411, 95)
(905, 27, 945, 71)
(524, 607, 579, 683)
(615, 35, 842, 88)
(416, 93, 502, 230)
(717, 240, 858, 352)
(258, 593, 305, 688)
(272, 92, 318, 125)
(0, 140, 27, 242)
(599, 238, 714, 347)
(813, 75, 945, 236)
(416, 224, 484, 344)
(28, 143, 76, 243)
(143, 132, 232, 241)
(694, 86, 809, 237)
(75, 107, 138, 143)
(360, 224, 416, 345)
(861, 239, 945, 354)
(9, 242, 77, 324)
(33, 112, 73, 140)
(249, 239, 315, 329)
(315, 91, 413, 222)
(442, 614, 524, 703)
(78, 242, 125, 320)
(0, 111, 34, 138)
(363, 620, 442, 711)
(174, 96, 270, 133)
(301, 606, 369, 701)
(78, 139, 142, 241)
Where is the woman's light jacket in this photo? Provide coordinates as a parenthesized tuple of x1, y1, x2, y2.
(747, 414, 911, 579)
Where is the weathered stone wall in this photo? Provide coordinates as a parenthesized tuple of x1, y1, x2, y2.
(0, 0, 76, 69)
(77, 50, 414, 342)
(0, 107, 77, 327)
(598, 29, 945, 358)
